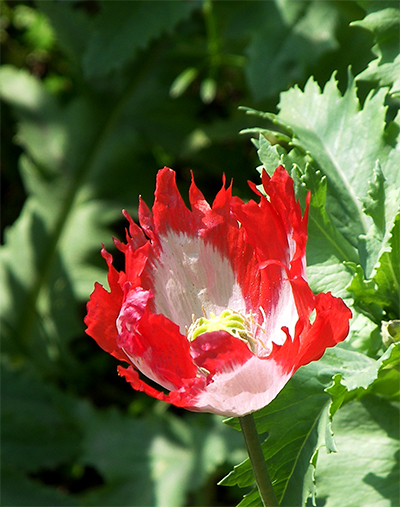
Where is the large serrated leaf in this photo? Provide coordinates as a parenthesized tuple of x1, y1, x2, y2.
(358, 163, 400, 278)
(275, 73, 400, 247)
(245, 72, 399, 306)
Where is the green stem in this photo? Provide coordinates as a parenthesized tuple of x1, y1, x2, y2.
(239, 414, 279, 507)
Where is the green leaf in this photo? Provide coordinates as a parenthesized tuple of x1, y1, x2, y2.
(315, 396, 400, 507)
(372, 212, 400, 312)
(245, 1, 339, 100)
(1, 467, 79, 507)
(221, 357, 342, 506)
(200, 77, 217, 104)
(1, 365, 81, 473)
(244, 71, 400, 311)
(326, 343, 400, 415)
(82, 1, 196, 80)
(296, 163, 357, 299)
(221, 344, 399, 506)
(346, 309, 382, 355)
(170, 67, 199, 99)
(79, 406, 245, 507)
(39, 1, 93, 67)
(352, 7, 400, 96)
(347, 212, 400, 320)
(275, 73, 400, 246)
(0, 63, 164, 375)
(80, 406, 181, 506)
(14, 4, 56, 51)
(359, 163, 400, 278)
(0, 67, 112, 371)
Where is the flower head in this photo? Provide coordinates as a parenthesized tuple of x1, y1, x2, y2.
(85, 166, 351, 417)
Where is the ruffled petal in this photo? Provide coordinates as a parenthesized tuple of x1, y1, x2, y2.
(152, 167, 196, 236)
(270, 291, 352, 374)
(188, 172, 239, 251)
(261, 167, 309, 277)
(117, 364, 206, 410)
(231, 196, 290, 267)
(84, 248, 127, 363)
(294, 292, 352, 367)
(230, 191, 295, 337)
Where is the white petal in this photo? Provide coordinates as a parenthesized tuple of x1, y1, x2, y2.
(151, 231, 246, 334)
(193, 355, 292, 417)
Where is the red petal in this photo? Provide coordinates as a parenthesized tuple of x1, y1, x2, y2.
(118, 365, 205, 410)
(231, 197, 290, 266)
(295, 292, 352, 367)
(117, 365, 172, 402)
(230, 166, 312, 332)
(122, 209, 147, 249)
(190, 175, 242, 260)
(271, 292, 352, 373)
(288, 275, 315, 324)
(84, 248, 127, 363)
(230, 199, 290, 320)
(117, 301, 198, 390)
(261, 166, 304, 238)
(123, 242, 152, 288)
(152, 167, 195, 236)
(230, 194, 291, 319)
(190, 330, 253, 376)
(188, 171, 212, 221)
(138, 196, 159, 246)
(261, 166, 309, 275)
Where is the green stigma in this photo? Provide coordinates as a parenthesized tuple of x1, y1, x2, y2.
(187, 309, 250, 342)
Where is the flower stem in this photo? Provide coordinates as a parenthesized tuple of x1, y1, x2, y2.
(239, 414, 279, 507)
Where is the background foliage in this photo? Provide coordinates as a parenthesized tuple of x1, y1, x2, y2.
(1, 1, 399, 506)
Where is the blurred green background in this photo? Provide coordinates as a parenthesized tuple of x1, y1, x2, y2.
(0, 1, 396, 506)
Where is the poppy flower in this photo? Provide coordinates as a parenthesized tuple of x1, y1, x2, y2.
(85, 166, 351, 417)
